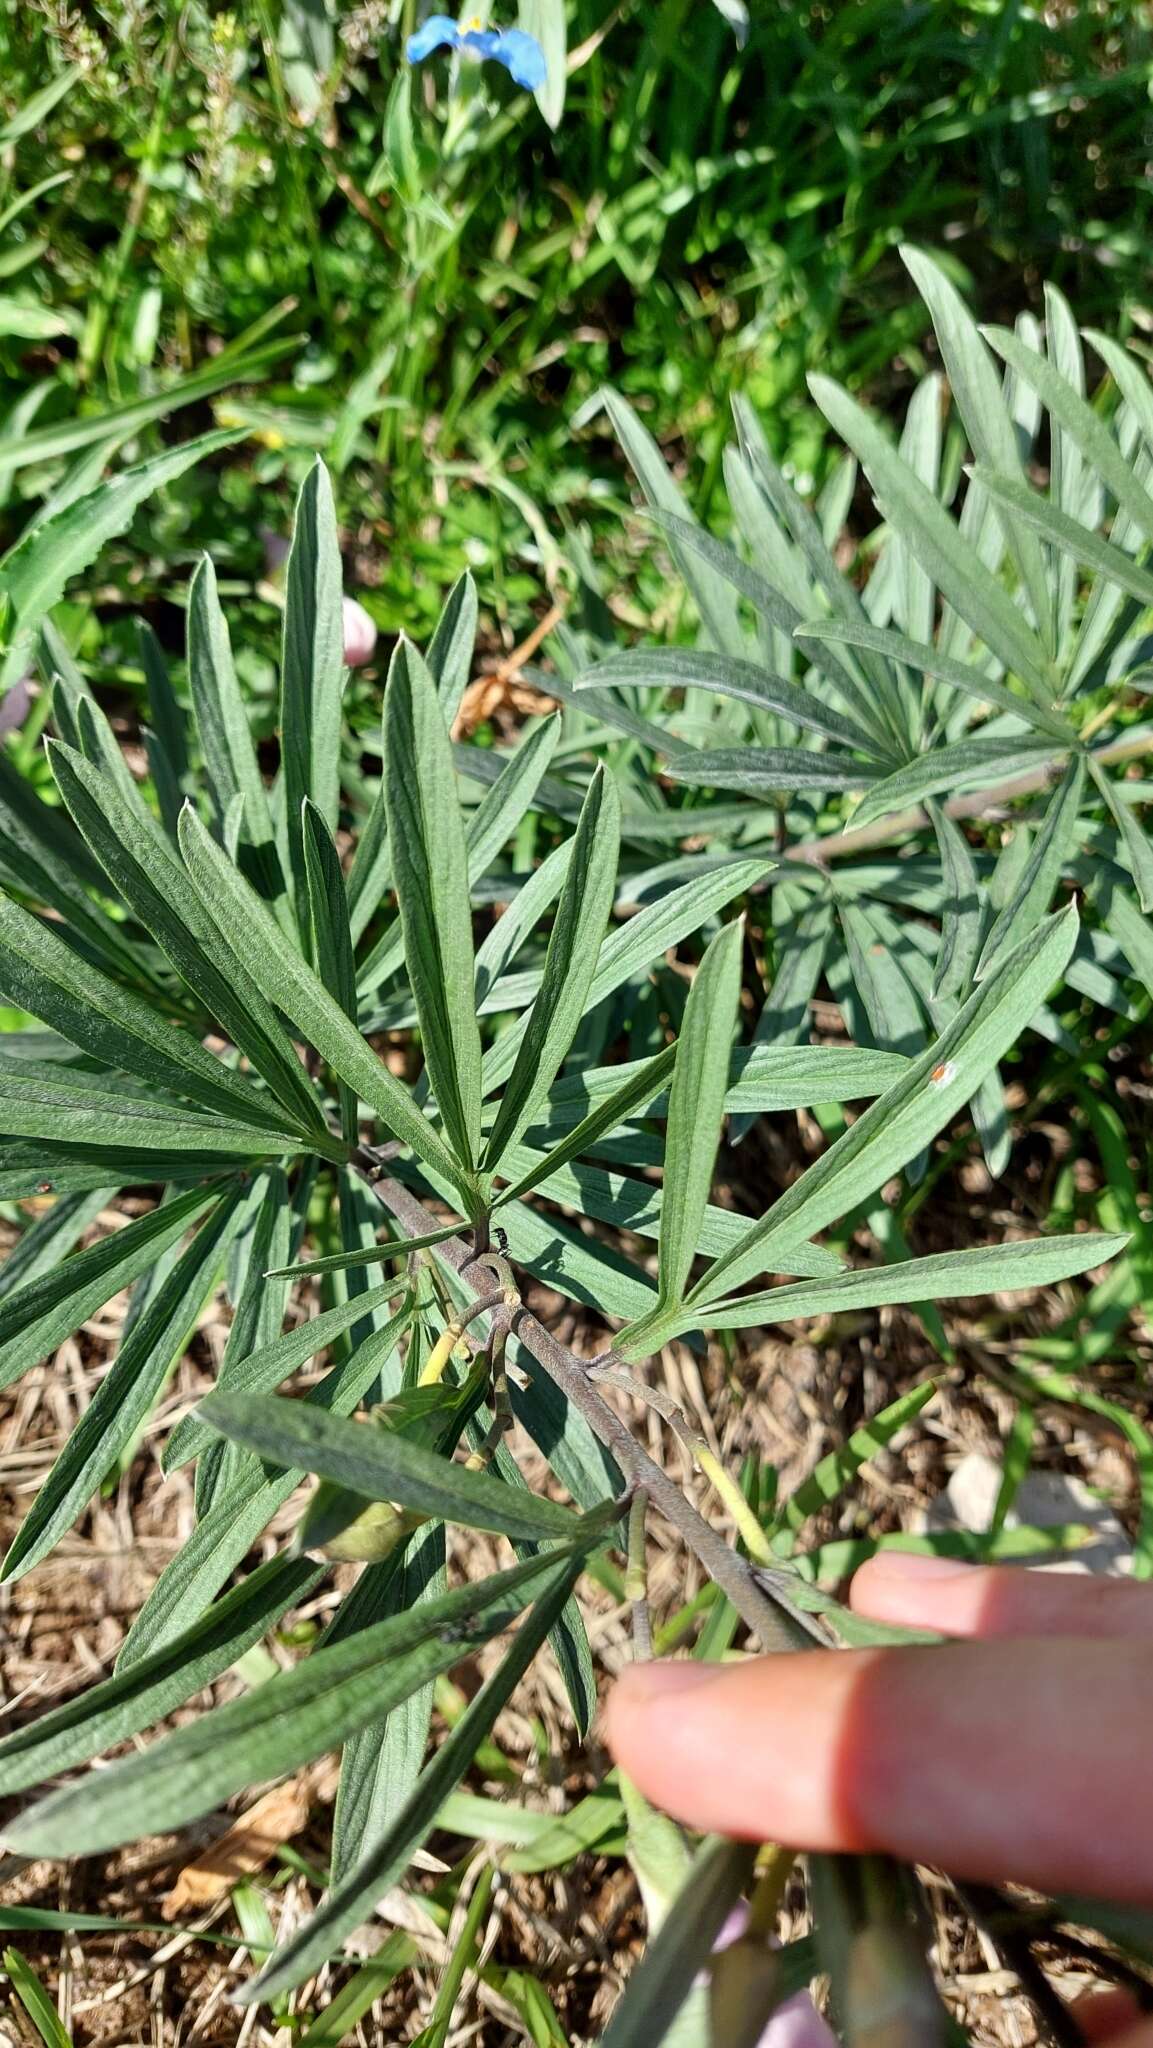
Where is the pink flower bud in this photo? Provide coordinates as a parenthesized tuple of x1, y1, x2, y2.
(341, 595, 378, 667)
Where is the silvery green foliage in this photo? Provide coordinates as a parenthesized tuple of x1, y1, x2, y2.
(572, 251, 1153, 1189)
(0, 253, 1147, 2036)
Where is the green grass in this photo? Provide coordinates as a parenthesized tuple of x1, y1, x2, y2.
(1, 0, 1151, 656)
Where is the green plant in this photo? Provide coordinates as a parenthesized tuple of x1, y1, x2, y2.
(569, 244, 1152, 1290)
(0, 403, 1141, 2042)
(3, 1, 1151, 646)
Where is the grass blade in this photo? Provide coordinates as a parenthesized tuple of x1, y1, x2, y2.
(3, 1947, 72, 2048)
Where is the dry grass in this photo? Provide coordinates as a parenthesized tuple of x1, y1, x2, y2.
(0, 1124, 1149, 2046)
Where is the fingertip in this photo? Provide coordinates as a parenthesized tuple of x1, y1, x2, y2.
(850, 1551, 979, 1628)
(850, 1552, 1153, 1641)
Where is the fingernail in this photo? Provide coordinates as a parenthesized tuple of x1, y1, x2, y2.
(867, 1551, 975, 1582)
(617, 1658, 725, 1703)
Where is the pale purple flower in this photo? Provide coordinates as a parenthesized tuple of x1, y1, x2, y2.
(713, 1905, 837, 2048)
(0, 675, 33, 738)
(341, 595, 378, 667)
(260, 529, 377, 667)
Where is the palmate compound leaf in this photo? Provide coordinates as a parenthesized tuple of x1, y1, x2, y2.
(573, 647, 883, 755)
(2, 1533, 616, 1862)
(1089, 756, 1153, 916)
(46, 742, 333, 1145)
(793, 618, 1075, 745)
(615, 903, 1085, 1352)
(981, 323, 1153, 549)
(599, 387, 744, 659)
(977, 754, 1085, 976)
(326, 1530, 447, 1889)
(122, 1306, 416, 1664)
(663, 746, 881, 796)
(0, 885, 295, 1134)
(686, 1233, 1129, 1333)
(163, 1289, 414, 1474)
(0, 1554, 324, 1796)
(0, 1060, 307, 1159)
(846, 736, 1057, 833)
(598, 1835, 759, 2048)
(808, 371, 1055, 705)
(187, 554, 284, 911)
(901, 244, 1056, 658)
(358, 708, 561, 994)
(479, 854, 777, 1099)
(0, 1182, 218, 1396)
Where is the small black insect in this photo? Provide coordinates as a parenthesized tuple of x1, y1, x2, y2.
(493, 1226, 509, 1254)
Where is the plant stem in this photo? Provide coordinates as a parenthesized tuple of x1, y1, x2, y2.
(625, 1491, 652, 1658)
(789, 728, 1152, 866)
(352, 1148, 813, 1652)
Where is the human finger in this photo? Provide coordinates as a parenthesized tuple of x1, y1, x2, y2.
(849, 1553, 1152, 1641)
(604, 1637, 1153, 1904)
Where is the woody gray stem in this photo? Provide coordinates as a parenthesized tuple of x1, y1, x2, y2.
(352, 1148, 810, 1651)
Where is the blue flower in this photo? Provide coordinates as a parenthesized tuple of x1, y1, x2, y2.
(405, 13, 547, 91)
